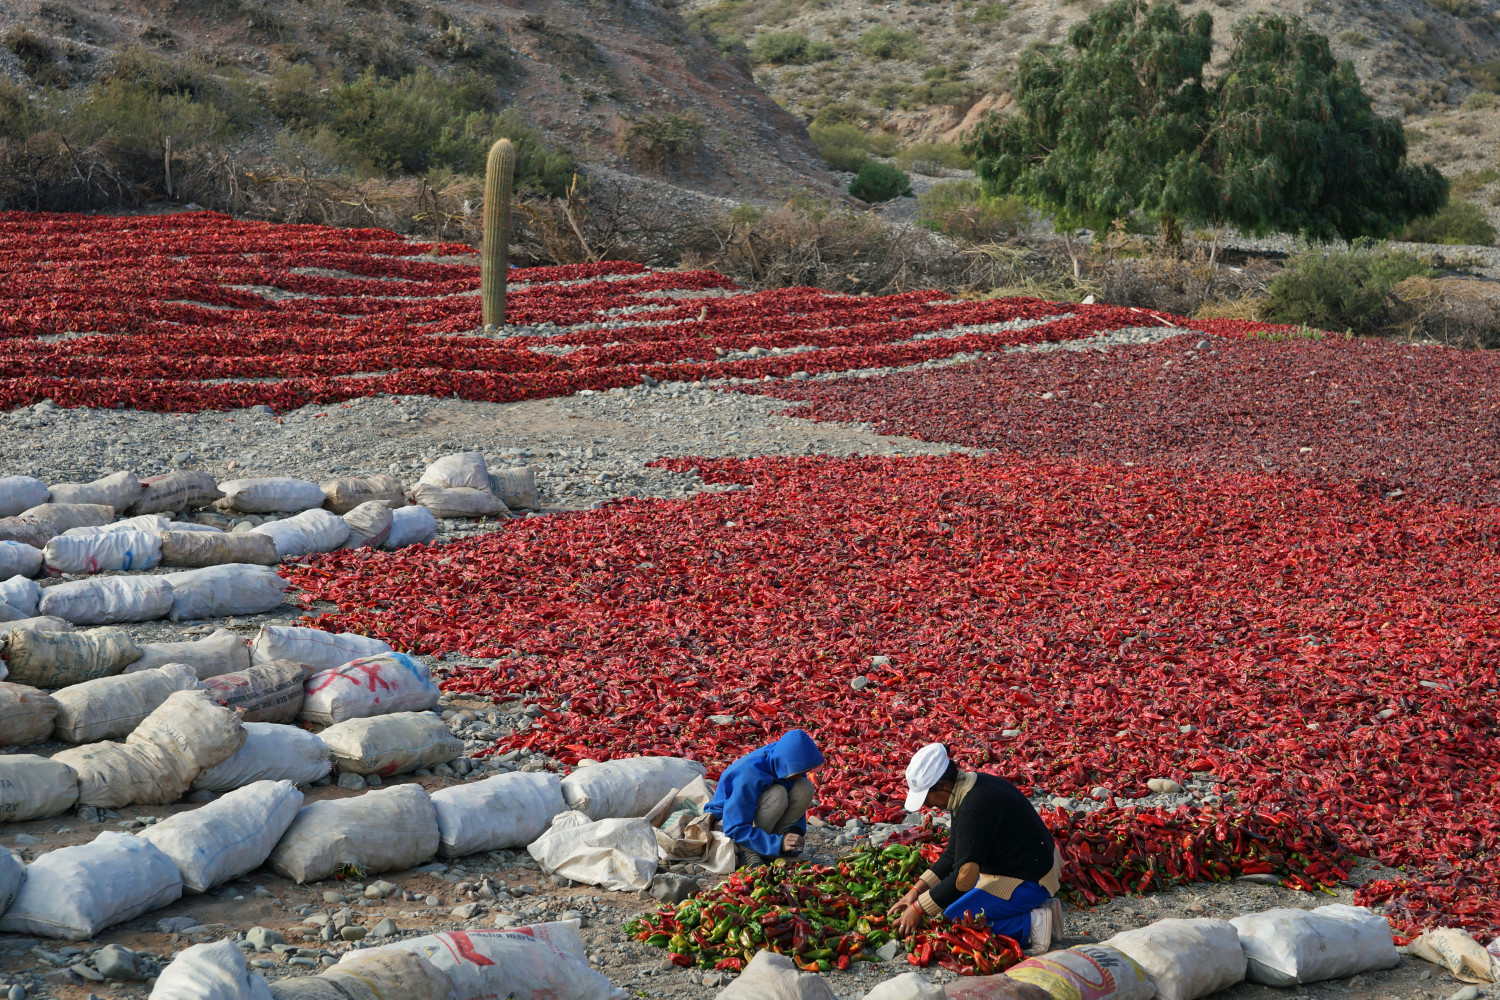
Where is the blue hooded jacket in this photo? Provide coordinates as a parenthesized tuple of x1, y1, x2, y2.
(705, 729, 824, 858)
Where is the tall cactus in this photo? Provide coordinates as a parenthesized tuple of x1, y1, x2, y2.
(481, 138, 516, 331)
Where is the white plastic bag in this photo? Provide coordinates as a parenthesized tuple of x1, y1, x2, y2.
(250, 624, 393, 671)
(562, 757, 709, 820)
(0, 753, 78, 821)
(0, 681, 59, 745)
(0, 542, 43, 580)
(0, 847, 22, 915)
(341, 501, 393, 549)
(47, 471, 142, 513)
(860, 973, 944, 1000)
(151, 939, 274, 1000)
(128, 629, 250, 678)
(0, 574, 40, 615)
(163, 564, 289, 620)
(490, 467, 541, 510)
(410, 483, 510, 519)
(527, 814, 657, 891)
(2, 625, 140, 687)
(714, 949, 836, 1000)
(419, 452, 491, 491)
(141, 779, 304, 893)
(65, 513, 172, 537)
(318, 711, 462, 776)
(251, 509, 351, 559)
(1, 614, 72, 634)
(39, 574, 175, 624)
(267, 784, 440, 883)
(349, 922, 621, 1000)
(0, 831, 183, 940)
(130, 471, 223, 515)
(0, 476, 50, 517)
(43, 529, 163, 575)
(160, 530, 279, 568)
(21, 502, 116, 532)
(432, 772, 567, 857)
(201, 659, 307, 723)
(384, 505, 437, 548)
(1230, 905, 1398, 987)
(217, 478, 327, 514)
(322, 475, 407, 516)
(270, 950, 450, 1000)
(193, 722, 331, 791)
(300, 652, 440, 725)
(51, 663, 203, 742)
(1106, 918, 1247, 1000)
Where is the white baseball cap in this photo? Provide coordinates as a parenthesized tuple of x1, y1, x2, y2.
(904, 742, 950, 813)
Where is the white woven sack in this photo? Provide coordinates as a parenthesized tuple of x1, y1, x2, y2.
(527, 815, 657, 891)
(0, 847, 22, 915)
(130, 471, 223, 515)
(140, 779, 304, 893)
(489, 466, 541, 510)
(0, 753, 78, 821)
(217, 478, 327, 514)
(0, 476, 50, 517)
(46, 471, 142, 513)
(21, 502, 116, 532)
(51, 663, 203, 742)
(52, 741, 166, 809)
(160, 530, 279, 568)
(300, 653, 439, 725)
(1231, 905, 1399, 987)
(269, 950, 451, 1000)
(384, 505, 437, 548)
(341, 501, 393, 549)
(128, 628, 249, 678)
(192, 722, 332, 792)
(716, 951, 837, 1000)
(2, 625, 140, 687)
(267, 784, 440, 883)
(0, 831, 182, 940)
(419, 452, 490, 491)
(0, 574, 40, 615)
(251, 509, 351, 558)
(348, 922, 619, 1000)
(409, 483, 510, 519)
(1, 614, 72, 634)
(201, 659, 307, 723)
(561, 757, 709, 820)
(0, 542, 42, 580)
(162, 564, 289, 620)
(250, 625, 392, 672)
(1106, 918, 1247, 1000)
(0, 681, 59, 745)
(43, 529, 162, 575)
(0, 516, 56, 549)
(321, 474, 407, 516)
(64, 513, 172, 536)
(152, 940, 274, 1000)
(431, 772, 566, 857)
(318, 712, 461, 776)
(38, 574, 174, 624)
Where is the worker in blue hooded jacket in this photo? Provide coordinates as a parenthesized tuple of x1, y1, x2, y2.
(705, 729, 824, 868)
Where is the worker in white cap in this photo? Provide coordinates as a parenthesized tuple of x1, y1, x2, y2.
(889, 742, 1064, 954)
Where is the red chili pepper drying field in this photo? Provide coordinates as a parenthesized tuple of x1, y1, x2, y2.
(288, 455, 1500, 935)
(0, 210, 1302, 413)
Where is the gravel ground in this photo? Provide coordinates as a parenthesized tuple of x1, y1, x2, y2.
(0, 318, 1480, 1000)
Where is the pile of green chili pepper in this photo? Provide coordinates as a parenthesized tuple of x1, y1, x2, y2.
(624, 830, 1024, 976)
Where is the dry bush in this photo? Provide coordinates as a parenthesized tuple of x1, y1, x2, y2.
(1094, 235, 1277, 317)
(1388, 276, 1500, 348)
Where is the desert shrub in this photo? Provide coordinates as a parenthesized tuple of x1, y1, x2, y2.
(806, 40, 836, 61)
(867, 131, 902, 156)
(1262, 245, 1433, 334)
(972, 3, 1011, 23)
(916, 179, 1028, 240)
(753, 31, 808, 64)
(623, 111, 704, 172)
(1338, 30, 1368, 46)
(1451, 168, 1500, 196)
(896, 142, 971, 173)
(1464, 91, 1496, 109)
(849, 161, 911, 203)
(1401, 198, 1498, 245)
(1388, 276, 1500, 348)
(811, 101, 871, 128)
(1428, 0, 1478, 15)
(3, 27, 70, 86)
(809, 123, 870, 172)
(856, 26, 918, 59)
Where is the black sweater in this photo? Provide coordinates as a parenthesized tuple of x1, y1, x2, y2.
(920, 772, 1058, 912)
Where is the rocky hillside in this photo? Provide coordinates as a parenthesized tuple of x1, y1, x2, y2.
(0, 0, 839, 202)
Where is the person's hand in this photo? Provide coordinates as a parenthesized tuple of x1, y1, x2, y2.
(894, 903, 924, 936)
(888, 887, 921, 917)
(781, 833, 804, 854)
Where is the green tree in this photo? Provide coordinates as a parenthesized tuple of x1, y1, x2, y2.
(965, 0, 1447, 260)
